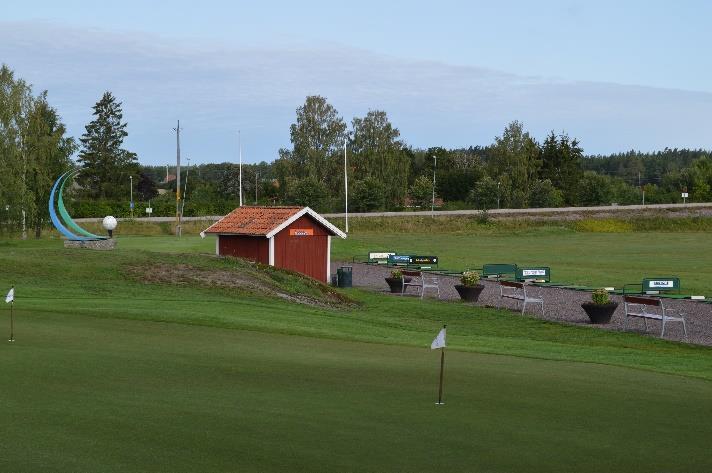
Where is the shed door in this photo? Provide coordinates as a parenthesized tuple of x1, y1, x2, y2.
(278, 234, 328, 282)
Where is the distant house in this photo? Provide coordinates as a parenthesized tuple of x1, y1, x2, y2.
(203, 206, 346, 283)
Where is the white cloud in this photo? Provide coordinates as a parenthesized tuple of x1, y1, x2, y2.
(1, 20, 710, 164)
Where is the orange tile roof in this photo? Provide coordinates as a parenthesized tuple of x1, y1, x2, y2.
(204, 206, 303, 236)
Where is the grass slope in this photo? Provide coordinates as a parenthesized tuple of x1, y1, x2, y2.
(1, 238, 712, 471)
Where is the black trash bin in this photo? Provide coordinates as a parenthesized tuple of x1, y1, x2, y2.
(337, 266, 353, 288)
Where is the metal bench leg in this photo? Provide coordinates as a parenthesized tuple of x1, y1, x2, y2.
(420, 286, 424, 300)
(540, 301, 545, 316)
(521, 300, 526, 315)
(643, 318, 648, 332)
(682, 319, 688, 340)
(661, 317, 666, 338)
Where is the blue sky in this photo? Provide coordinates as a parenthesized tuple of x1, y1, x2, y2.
(2, 0, 711, 164)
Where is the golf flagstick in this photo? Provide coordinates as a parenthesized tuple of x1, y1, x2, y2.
(431, 324, 447, 405)
(9, 299, 13, 342)
(6, 286, 14, 342)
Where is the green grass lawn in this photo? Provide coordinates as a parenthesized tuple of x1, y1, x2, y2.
(1, 236, 712, 471)
(330, 228, 712, 296)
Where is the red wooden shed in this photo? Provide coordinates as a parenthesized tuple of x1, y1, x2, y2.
(203, 206, 347, 283)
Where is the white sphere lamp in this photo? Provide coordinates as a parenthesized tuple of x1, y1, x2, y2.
(102, 215, 118, 238)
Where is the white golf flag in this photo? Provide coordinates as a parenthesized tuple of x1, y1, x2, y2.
(431, 327, 446, 349)
(5, 287, 14, 303)
(199, 231, 206, 239)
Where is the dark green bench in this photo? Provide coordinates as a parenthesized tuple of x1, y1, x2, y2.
(482, 263, 517, 280)
(623, 277, 682, 296)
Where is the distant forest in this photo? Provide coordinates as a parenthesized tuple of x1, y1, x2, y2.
(135, 143, 711, 218)
(2, 61, 711, 232)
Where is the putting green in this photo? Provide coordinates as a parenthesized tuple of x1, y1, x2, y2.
(2, 312, 711, 473)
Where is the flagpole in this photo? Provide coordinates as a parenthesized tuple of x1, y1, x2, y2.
(9, 286, 14, 342)
(436, 324, 446, 405)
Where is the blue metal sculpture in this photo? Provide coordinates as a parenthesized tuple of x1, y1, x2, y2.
(49, 171, 107, 240)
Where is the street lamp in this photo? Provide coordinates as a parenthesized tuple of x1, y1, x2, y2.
(431, 155, 437, 216)
(129, 175, 134, 218)
(344, 141, 349, 233)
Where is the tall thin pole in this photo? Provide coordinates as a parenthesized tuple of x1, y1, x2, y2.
(129, 175, 133, 218)
(239, 130, 243, 207)
(181, 158, 190, 218)
(344, 141, 349, 233)
(8, 287, 14, 342)
(431, 155, 437, 216)
(255, 171, 259, 204)
(437, 346, 445, 404)
(174, 120, 182, 237)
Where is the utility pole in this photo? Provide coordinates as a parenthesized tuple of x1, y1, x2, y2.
(344, 141, 349, 233)
(173, 120, 182, 237)
(181, 157, 190, 219)
(238, 130, 243, 207)
(431, 155, 437, 216)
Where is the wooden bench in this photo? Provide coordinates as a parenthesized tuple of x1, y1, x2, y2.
(623, 295, 688, 339)
(499, 281, 544, 315)
(401, 270, 440, 299)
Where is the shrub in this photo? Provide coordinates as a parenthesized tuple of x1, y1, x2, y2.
(574, 219, 634, 233)
(390, 269, 403, 279)
(591, 288, 611, 305)
(461, 271, 481, 287)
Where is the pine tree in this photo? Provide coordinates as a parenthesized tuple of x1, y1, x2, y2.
(77, 92, 137, 198)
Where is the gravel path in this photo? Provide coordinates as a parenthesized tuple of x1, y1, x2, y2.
(332, 262, 712, 346)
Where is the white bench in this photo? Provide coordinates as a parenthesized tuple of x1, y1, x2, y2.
(401, 270, 440, 299)
(623, 295, 688, 339)
(499, 281, 544, 315)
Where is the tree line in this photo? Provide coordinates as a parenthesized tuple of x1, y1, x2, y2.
(3, 62, 712, 234)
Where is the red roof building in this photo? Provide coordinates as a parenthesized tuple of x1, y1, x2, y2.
(203, 206, 347, 282)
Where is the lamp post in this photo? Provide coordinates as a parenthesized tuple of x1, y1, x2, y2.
(344, 141, 349, 233)
(129, 175, 134, 218)
(238, 130, 243, 207)
(431, 155, 437, 216)
(497, 181, 501, 209)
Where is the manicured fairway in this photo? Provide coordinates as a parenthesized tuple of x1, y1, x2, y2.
(330, 229, 712, 296)
(2, 238, 712, 471)
(2, 312, 712, 473)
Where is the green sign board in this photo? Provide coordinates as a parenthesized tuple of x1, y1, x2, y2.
(642, 277, 680, 293)
(516, 267, 551, 282)
(482, 263, 517, 278)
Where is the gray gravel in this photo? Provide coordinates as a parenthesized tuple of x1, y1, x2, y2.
(332, 262, 712, 346)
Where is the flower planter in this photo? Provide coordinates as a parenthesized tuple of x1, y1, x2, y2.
(455, 284, 485, 302)
(581, 302, 619, 324)
(385, 277, 412, 293)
